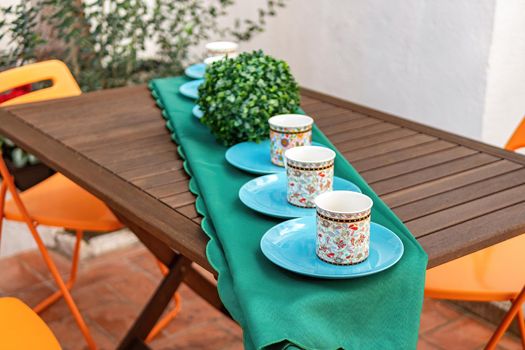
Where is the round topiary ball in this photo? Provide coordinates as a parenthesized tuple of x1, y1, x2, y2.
(197, 50, 300, 146)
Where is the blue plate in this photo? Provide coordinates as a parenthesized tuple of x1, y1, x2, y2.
(239, 173, 361, 219)
(185, 63, 206, 79)
(193, 105, 204, 119)
(179, 79, 204, 99)
(226, 140, 324, 175)
(261, 216, 404, 279)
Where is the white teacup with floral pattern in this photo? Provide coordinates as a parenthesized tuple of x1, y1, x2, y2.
(205, 41, 239, 57)
(315, 191, 373, 265)
(269, 114, 314, 166)
(284, 145, 335, 208)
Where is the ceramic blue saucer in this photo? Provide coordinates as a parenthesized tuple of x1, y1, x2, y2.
(261, 216, 404, 279)
(239, 173, 361, 219)
(193, 105, 204, 118)
(179, 79, 204, 99)
(226, 140, 324, 175)
(185, 63, 206, 79)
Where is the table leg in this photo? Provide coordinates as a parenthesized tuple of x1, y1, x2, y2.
(117, 253, 192, 350)
(119, 216, 231, 318)
(114, 215, 233, 348)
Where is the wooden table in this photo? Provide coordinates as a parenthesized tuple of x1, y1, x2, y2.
(1, 85, 524, 349)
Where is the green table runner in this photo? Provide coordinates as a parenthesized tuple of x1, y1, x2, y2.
(149, 76, 427, 349)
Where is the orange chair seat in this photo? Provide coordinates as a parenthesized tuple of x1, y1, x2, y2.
(4, 173, 123, 232)
(0, 297, 61, 350)
(425, 233, 525, 301)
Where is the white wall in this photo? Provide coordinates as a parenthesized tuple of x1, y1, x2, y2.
(226, 0, 496, 140)
(482, 0, 525, 147)
(226, 0, 525, 146)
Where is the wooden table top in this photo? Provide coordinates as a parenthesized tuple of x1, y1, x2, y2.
(1, 84, 524, 269)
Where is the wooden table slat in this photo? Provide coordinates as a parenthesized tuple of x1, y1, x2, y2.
(321, 117, 381, 137)
(132, 169, 188, 189)
(119, 159, 183, 181)
(88, 140, 176, 165)
(309, 106, 354, 120)
(299, 96, 320, 107)
(343, 133, 437, 161)
(336, 128, 418, 154)
(406, 183, 525, 237)
(327, 122, 402, 145)
(351, 140, 457, 172)
(107, 150, 179, 174)
(301, 101, 339, 114)
(161, 191, 198, 208)
(371, 153, 499, 196)
(177, 203, 200, 219)
(51, 108, 162, 132)
(420, 201, 525, 268)
(314, 111, 366, 127)
(381, 159, 523, 208)
(362, 146, 477, 183)
(393, 167, 525, 222)
(147, 178, 191, 198)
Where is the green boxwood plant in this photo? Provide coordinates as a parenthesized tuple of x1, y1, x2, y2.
(198, 50, 300, 146)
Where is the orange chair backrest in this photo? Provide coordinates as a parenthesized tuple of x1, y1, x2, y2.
(505, 117, 525, 151)
(0, 60, 81, 107)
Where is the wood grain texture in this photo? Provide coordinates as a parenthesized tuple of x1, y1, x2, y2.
(361, 146, 477, 183)
(1, 84, 525, 270)
(393, 168, 525, 222)
(419, 201, 525, 268)
(370, 153, 499, 196)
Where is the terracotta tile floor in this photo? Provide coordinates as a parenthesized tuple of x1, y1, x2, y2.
(0, 243, 521, 350)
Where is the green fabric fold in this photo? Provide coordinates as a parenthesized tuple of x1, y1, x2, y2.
(149, 76, 427, 350)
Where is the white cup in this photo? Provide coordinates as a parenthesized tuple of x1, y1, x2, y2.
(269, 114, 314, 166)
(205, 41, 238, 57)
(204, 54, 239, 66)
(315, 191, 373, 265)
(284, 145, 335, 208)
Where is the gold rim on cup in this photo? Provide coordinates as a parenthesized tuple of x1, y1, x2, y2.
(205, 41, 238, 56)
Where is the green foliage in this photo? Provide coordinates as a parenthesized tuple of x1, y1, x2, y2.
(198, 50, 300, 146)
(0, 136, 39, 168)
(0, 2, 45, 67)
(0, 0, 287, 91)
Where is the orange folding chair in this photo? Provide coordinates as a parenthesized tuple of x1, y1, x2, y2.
(0, 297, 61, 350)
(425, 116, 525, 349)
(486, 285, 525, 349)
(0, 60, 180, 347)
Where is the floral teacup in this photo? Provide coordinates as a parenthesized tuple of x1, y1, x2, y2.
(205, 41, 238, 57)
(269, 114, 313, 166)
(315, 191, 373, 265)
(284, 146, 335, 208)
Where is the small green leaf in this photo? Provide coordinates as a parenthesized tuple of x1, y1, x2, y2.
(197, 50, 299, 146)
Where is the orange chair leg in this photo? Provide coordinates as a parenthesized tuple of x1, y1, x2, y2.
(34, 230, 83, 314)
(0, 158, 97, 350)
(145, 292, 182, 342)
(518, 308, 525, 348)
(145, 259, 182, 342)
(485, 286, 525, 350)
(0, 181, 7, 247)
